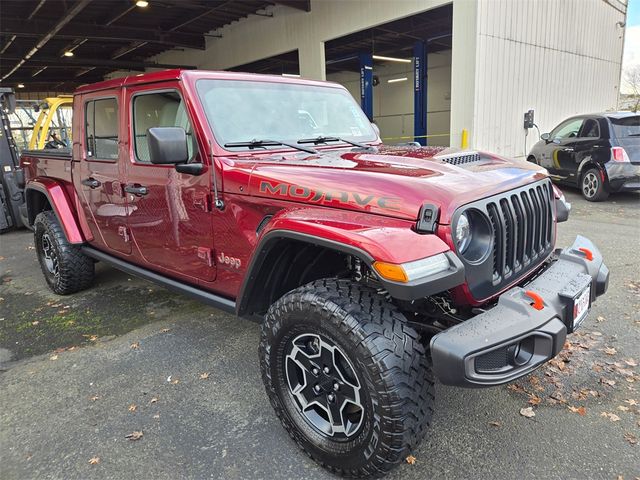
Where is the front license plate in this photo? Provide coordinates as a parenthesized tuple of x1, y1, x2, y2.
(572, 285, 591, 330)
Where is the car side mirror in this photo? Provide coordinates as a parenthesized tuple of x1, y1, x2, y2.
(540, 132, 550, 141)
(148, 127, 189, 165)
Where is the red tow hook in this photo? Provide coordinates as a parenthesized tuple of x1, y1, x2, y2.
(578, 247, 594, 261)
(524, 290, 545, 311)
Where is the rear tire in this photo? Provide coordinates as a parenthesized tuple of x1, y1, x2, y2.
(34, 211, 94, 294)
(581, 168, 609, 202)
(260, 278, 434, 478)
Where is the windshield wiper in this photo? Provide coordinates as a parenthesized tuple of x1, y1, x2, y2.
(298, 135, 372, 149)
(224, 139, 317, 154)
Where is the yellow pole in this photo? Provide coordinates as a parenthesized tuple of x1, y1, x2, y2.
(461, 129, 469, 149)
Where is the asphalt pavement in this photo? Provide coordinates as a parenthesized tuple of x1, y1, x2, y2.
(0, 188, 639, 480)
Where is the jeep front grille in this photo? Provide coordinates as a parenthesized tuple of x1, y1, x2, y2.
(486, 182, 553, 284)
(454, 179, 555, 300)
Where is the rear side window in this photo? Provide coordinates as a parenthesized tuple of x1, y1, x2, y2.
(579, 119, 599, 138)
(85, 98, 119, 160)
(132, 91, 196, 163)
(610, 116, 640, 138)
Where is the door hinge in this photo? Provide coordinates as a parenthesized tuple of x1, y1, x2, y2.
(118, 225, 130, 243)
(197, 247, 213, 267)
(193, 193, 212, 212)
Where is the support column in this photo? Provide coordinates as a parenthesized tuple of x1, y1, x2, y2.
(413, 40, 427, 145)
(298, 41, 326, 81)
(359, 52, 373, 121)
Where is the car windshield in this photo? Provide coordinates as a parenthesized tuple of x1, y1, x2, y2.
(195, 79, 377, 150)
(610, 115, 640, 138)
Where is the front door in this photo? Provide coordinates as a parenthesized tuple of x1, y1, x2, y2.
(77, 94, 131, 255)
(543, 117, 584, 181)
(123, 85, 215, 282)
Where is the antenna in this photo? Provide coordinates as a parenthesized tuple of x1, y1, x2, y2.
(209, 139, 225, 210)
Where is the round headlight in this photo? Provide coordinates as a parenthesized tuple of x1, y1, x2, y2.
(455, 212, 472, 253)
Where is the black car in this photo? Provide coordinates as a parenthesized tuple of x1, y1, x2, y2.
(528, 112, 640, 201)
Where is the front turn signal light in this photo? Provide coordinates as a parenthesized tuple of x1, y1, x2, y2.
(372, 261, 409, 283)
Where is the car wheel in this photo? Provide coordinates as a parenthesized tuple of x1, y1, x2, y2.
(260, 278, 434, 478)
(581, 168, 609, 202)
(34, 211, 95, 294)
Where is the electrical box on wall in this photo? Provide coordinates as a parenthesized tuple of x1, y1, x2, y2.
(524, 109, 535, 129)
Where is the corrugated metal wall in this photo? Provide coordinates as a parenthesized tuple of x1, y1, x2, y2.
(471, 0, 626, 158)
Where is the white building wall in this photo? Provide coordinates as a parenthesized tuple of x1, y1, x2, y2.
(471, 0, 626, 158)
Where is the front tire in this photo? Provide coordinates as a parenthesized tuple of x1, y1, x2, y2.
(581, 168, 609, 202)
(34, 211, 94, 294)
(260, 279, 434, 478)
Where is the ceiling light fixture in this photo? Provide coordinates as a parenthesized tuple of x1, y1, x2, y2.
(136, 0, 149, 7)
(17, 83, 25, 88)
(373, 55, 411, 64)
(281, 73, 300, 78)
(387, 77, 408, 83)
(63, 50, 74, 57)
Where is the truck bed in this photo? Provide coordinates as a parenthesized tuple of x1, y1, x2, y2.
(21, 148, 73, 184)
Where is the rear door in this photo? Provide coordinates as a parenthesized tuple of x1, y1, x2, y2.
(76, 93, 130, 254)
(123, 83, 216, 282)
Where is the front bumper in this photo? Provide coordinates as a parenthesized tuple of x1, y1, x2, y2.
(430, 235, 609, 388)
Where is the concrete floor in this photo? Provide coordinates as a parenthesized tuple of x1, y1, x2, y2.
(0, 188, 639, 480)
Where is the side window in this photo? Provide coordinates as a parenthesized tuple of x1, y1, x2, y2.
(551, 118, 584, 140)
(85, 98, 119, 160)
(132, 91, 196, 163)
(579, 119, 600, 138)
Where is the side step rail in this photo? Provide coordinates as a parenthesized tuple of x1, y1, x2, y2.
(81, 246, 236, 314)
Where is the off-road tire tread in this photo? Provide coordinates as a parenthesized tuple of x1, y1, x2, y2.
(260, 278, 434, 478)
(34, 211, 94, 294)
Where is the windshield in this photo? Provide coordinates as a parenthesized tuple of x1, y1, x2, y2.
(195, 79, 377, 149)
(610, 115, 640, 138)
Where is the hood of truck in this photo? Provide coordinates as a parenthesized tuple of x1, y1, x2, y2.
(237, 146, 548, 224)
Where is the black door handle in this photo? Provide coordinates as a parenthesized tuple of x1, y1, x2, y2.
(81, 178, 101, 188)
(124, 185, 148, 196)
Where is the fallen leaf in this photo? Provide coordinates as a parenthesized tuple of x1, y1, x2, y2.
(600, 377, 616, 387)
(160, 328, 170, 333)
(528, 395, 542, 406)
(128, 404, 137, 412)
(31, 321, 39, 326)
(89, 396, 100, 402)
(125, 431, 143, 441)
(199, 372, 210, 380)
(601, 412, 621, 422)
(604, 347, 617, 355)
(624, 399, 638, 406)
(88, 335, 98, 342)
(624, 433, 638, 445)
(520, 407, 536, 418)
(150, 397, 158, 404)
(488, 421, 502, 427)
(617, 405, 630, 412)
(625, 359, 638, 367)
(130, 342, 140, 349)
(596, 316, 605, 322)
(405, 455, 416, 465)
(49, 355, 58, 361)
(88, 457, 100, 465)
(568, 406, 587, 416)
(152, 414, 160, 419)
(171, 378, 179, 384)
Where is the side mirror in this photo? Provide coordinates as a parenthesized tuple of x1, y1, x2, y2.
(148, 127, 189, 165)
(540, 132, 550, 141)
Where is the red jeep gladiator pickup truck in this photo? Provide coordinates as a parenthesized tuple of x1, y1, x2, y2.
(20, 69, 609, 477)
